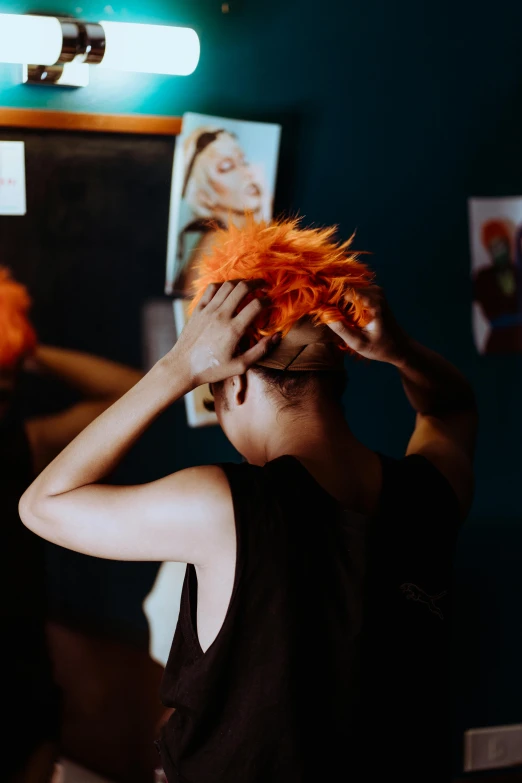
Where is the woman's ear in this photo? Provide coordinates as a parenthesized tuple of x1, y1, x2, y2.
(231, 373, 248, 406)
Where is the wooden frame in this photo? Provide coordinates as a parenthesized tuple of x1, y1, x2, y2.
(0, 107, 182, 136)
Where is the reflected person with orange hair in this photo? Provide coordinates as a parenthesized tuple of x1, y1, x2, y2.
(1, 269, 143, 783)
(473, 219, 522, 353)
(21, 219, 476, 783)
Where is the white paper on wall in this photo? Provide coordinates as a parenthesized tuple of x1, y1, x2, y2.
(143, 561, 187, 667)
(0, 141, 26, 216)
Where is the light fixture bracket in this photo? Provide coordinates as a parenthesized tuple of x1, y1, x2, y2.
(23, 18, 105, 87)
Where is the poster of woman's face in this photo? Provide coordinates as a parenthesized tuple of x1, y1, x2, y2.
(469, 197, 522, 355)
(165, 113, 281, 297)
(165, 114, 281, 428)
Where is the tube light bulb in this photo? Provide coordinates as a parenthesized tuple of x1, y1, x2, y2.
(98, 21, 200, 76)
(0, 14, 63, 66)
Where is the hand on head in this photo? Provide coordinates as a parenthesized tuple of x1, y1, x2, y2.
(174, 279, 411, 391)
(327, 285, 410, 365)
(172, 282, 279, 389)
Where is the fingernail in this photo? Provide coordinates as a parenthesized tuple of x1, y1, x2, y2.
(271, 333, 282, 344)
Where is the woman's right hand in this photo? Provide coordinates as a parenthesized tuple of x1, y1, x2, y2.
(170, 281, 277, 388)
(327, 286, 411, 366)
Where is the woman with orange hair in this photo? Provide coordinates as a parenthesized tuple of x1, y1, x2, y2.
(20, 219, 476, 783)
(0, 269, 143, 783)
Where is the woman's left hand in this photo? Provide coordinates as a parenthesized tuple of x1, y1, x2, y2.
(171, 282, 278, 389)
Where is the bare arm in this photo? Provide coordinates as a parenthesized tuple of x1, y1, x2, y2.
(396, 339, 477, 455)
(19, 282, 273, 562)
(328, 286, 477, 517)
(28, 344, 143, 400)
(396, 340, 477, 516)
(25, 346, 144, 473)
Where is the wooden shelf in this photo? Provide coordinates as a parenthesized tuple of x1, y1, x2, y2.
(0, 107, 182, 136)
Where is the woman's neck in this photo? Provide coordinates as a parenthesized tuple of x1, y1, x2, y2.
(244, 400, 381, 514)
(245, 398, 354, 465)
(214, 207, 262, 227)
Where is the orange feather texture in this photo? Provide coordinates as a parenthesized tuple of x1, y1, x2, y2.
(0, 267, 37, 368)
(189, 217, 375, 349)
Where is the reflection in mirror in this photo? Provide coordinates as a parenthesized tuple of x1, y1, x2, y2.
(2, 123, 176, 783)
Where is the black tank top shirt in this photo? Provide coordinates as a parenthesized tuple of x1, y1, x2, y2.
(1, 406, 61, 774)
(0, 406, 43, 620)
(157, 454, 460, 783)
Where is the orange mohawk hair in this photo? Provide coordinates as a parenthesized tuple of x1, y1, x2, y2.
(190, 217, 375, 347)
(0, 267, 37, 368)
(481, 220, 511, 249)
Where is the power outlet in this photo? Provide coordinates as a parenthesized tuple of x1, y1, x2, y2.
(464, 724, 522, 772)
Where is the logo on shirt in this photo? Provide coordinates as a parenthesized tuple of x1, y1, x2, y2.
(400, 583, 448, 620)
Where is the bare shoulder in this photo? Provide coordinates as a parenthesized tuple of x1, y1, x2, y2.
(196, 230, 221, 252)
(158, 465, 236, 560)
(167, 464, 233, 514)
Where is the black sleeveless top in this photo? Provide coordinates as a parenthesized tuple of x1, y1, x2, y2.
(158, 454, 460, 783)
(1, 406, 61, 771)
(0, 406, 43, 620)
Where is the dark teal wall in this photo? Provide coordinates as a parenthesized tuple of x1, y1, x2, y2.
(2, 0, 522, 516)
(2, 0, 522, 762)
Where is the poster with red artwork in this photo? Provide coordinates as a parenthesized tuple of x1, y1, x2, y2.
(469, 197, 522, 354)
